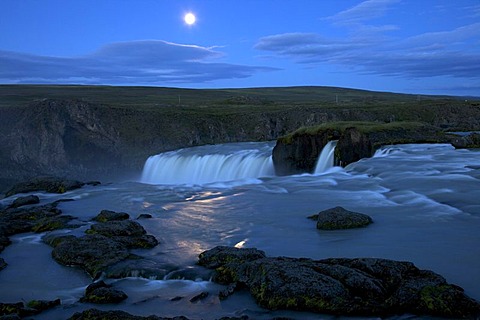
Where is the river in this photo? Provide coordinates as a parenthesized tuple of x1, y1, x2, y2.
(0, 142, 479, 319)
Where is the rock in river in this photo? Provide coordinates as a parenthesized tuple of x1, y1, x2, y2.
(198, 246, 480, 318)
(310, 206, 373, 230)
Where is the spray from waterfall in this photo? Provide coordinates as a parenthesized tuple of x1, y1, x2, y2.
(314, 140, 337, 174)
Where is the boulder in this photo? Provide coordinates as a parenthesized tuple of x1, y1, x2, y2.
(49, 217, 158, 278)
(51, 234, 131, 278)
(310, 206, 373, 230)
(93, 209, 130, 222)
(80, 281, 127, 304)
(86, 220, 158, 249)
(0, 299, 60, 317)
(198, 246, 480, 318)
(8, 195, 40, 208)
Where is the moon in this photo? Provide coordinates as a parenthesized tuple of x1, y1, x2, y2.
(184, 13, 196, 25)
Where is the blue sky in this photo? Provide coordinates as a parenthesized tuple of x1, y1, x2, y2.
(1, 0, 479, 96)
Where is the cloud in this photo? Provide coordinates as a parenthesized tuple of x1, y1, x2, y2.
(328, 0, 401, 25)
(0, 40, 277, 85)
(255, 20, 480, 80)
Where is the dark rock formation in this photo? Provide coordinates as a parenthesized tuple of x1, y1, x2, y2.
(309, 206, 373, 230)
(51, 234, 131, 278)
(0, 202, 76, 237)
(198, 246, 480, 318)
(68, 309, 190, 320)
(80, 281, 128, 304)
(86, 220, 158, 249)
(8, 195, 40, 208)
(0, 299, 60, 318)
(0, 258, 6, 271)
(137, 213, 153, 219)
(273, 122, 446, 175)
(49, 216, 158, 278)
(449, 132, 480, 148)
(0, 236, 11, 254)
(5, 176, 84, 197)
(93, 209, 130, 222)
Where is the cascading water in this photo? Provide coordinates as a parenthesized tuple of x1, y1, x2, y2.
(140, 142, 275, 185)
(314, 140, 337, 173)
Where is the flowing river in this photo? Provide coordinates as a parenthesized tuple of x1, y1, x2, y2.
(0, 142, 479, 319)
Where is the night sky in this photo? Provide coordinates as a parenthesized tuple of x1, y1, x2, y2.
(1, 0, 479, 96)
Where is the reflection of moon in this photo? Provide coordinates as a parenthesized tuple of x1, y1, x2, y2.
(184, 13, 196, 25)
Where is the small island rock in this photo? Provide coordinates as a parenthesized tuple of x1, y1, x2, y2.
(311, 206, 373, 230)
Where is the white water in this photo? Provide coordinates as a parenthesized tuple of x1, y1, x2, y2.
(141, 142, 275, 185)
(1, 142, 480, 320)
(314, 140, 337, 173)
(142, 141, 339, 185)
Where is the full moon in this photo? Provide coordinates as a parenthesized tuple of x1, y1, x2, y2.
(184, 13, 196, 25)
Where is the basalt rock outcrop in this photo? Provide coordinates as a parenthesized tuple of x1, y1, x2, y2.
(272, 122, 446, 175)
(198, 246, 480, 318)
(48, 211, 159, 278)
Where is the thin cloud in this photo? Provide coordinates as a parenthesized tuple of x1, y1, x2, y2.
(328, 0, 401, 25)
(0, 40, 277, 85)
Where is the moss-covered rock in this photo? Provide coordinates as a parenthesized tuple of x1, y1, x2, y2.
(5, 176, 84, 197)
(51, 234, 130, 278)
(310, 206, 373, 230)
(93, 210, 130, 222)
(80, 281, 128, 304)
(8, 195, 40, 209)
(198, 246, 480, 318)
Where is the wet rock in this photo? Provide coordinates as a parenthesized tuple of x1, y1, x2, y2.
(0, 202, 75, 237)
(80, 281, 128, 304)
(310, 206, 373, 230)
(93, 209, 130, 222)
(0, 299, 60, 317)
(137, 213, 153, 219)
(68, 308, 190, 320)
(189, 291, 209, 303)
(198, 246, 266, 269)
(198, 246, 480, 318)
(8, 195, 40, 209)
(51, 234, 130, 278)
(5, 176, 84, 197)
(86, 220, 158, 249)
(49, 217, 159, 278)
(25, 299, 61, 313)
(0, 258, 7, 271)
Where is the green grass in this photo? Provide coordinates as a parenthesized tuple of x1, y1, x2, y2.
(0, 84, 471, 109)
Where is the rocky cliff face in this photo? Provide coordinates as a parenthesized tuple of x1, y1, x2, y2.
(1, 96, 479, 192)
(272, 123, 446, 175)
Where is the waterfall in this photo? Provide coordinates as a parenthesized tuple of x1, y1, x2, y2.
(314, 140, 337, 174)
(140, 142, 275, 185)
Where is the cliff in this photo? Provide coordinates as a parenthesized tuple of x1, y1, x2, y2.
(272, 122, 447, 175)
(1, 85, 479, 192)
